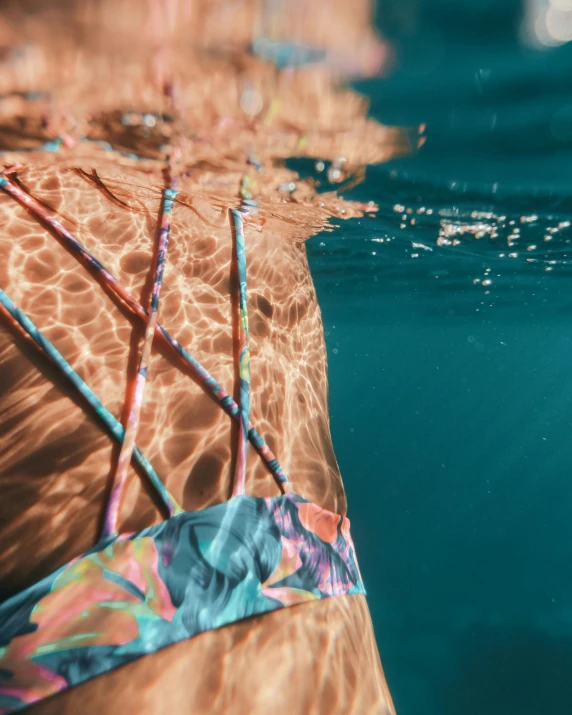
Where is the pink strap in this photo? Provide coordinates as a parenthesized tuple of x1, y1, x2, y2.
(101, 186, 178, 538)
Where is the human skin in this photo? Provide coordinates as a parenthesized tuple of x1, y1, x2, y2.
(0, 164, 396, 715)
(0, 1, 402, 712)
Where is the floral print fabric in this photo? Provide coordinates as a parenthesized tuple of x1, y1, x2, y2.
(0, 493, 364, 713)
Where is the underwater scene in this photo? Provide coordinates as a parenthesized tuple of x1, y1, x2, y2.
(1, 0, 571, 712)
(310, 0, 572, 713)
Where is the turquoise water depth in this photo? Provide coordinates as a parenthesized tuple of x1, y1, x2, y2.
(307, 2, 572, 711)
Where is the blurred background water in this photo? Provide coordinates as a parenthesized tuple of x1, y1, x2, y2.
(305, 1, 572, 712)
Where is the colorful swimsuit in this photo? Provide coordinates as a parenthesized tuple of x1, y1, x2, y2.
(0, 175, 365, 713)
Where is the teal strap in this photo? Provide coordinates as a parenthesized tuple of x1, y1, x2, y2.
(0, 287, 181, 518)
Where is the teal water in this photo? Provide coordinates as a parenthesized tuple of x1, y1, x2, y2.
(306, 2, 572, 712)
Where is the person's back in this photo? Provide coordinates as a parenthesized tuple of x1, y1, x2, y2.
(0, 2, 403, 711)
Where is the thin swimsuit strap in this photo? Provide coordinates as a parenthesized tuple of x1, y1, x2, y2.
(231, 207, 251, 498)
(0, 173, 289, 489)
(101, 196, 252, 534)
(0, 284, 180, 518)
(0, 174, 367, 715)
(102, 185, 178, 538)
(0, 175, 287, 530)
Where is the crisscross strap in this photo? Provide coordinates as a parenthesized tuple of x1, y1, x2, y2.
(0, 174, 290, 490)
(231, 208, 250, 497)
(102, 186, 178, 538)
(0, 287, 181, 518)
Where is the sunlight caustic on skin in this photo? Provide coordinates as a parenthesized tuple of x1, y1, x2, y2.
(0, 0, 406, 712)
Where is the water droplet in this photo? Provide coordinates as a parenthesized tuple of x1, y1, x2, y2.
(328, 167, 342, 182)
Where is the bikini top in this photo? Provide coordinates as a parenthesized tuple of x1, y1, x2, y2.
(0, 174, 365, 714)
